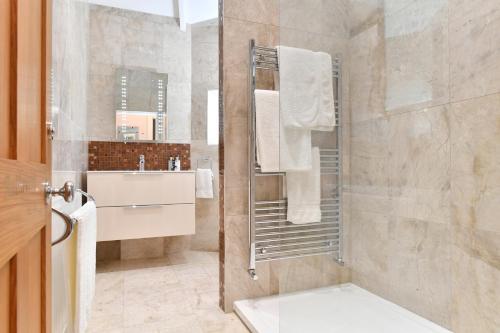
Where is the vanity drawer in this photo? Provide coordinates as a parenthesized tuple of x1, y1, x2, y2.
(88, 172, 195, 207)
(96, 204, 195, 241)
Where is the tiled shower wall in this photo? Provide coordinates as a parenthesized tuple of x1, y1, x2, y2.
(221, 1, 499, 331)
(348, 0, 500, 331)
(220, 0, 351, 312)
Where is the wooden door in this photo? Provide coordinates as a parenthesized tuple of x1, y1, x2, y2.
(0, 0, 52, 332)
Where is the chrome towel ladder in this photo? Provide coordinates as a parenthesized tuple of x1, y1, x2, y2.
(248, 40, 344, 280)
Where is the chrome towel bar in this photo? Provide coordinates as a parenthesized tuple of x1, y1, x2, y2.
(51, 209, 75, 246)
(51, 185, 95, 246)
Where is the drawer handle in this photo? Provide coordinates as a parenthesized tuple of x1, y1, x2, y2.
(124, 204, 164, 209)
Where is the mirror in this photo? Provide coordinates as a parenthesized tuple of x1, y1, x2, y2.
(115, 68, 168, 141)
(86, 2, 218, 145)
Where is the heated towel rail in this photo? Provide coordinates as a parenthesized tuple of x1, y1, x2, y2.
(248, 40, 344, 280)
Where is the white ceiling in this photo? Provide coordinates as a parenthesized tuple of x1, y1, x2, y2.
(87, 0, 218, 25)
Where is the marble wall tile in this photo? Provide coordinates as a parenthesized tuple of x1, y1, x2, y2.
(450, 93, 500, 233)
(221, 0, 353, 313)
(121, 238, 165, 260)
(276, 255, 351, 294)
(349, 106, 453, 328)
(221, 15, 277, 312)
(350, 207, 393, 295)
(348, 0, 383, 34)
(223, 215, 272, 310)
(279, 27, 349, 58)
(191, 20, 219, 140)
(87, 5, 192, 143)
(223, 17, 275, 72)
(188, 19, 220, 253)
(347, 0, 500, 331)
(449, 93, 500, 332)
(279, 0, 350, 38)
(449, 0, 500, 102)
(350, 117, 391, 195)
(163, 236, 193, 255)
(451, 229, 500, 333)
(349, 23, 387, 123)
(191, 140, 220, 252)
(223, 116, 248, 187)
(351, 194, 452, 327)
(224, 0, 279, 26)
(385, 218, 452, 326)
(384, 0, 449, 114)
(388, 106, 451, 224)
(96, 241, 121, 262)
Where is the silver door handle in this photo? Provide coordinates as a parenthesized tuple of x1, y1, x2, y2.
(45, 181, 75, 203)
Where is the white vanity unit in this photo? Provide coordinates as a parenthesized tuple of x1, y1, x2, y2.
(87, 171, 195, 242)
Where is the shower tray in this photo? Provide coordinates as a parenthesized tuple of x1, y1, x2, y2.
(234, 283, 452, 333)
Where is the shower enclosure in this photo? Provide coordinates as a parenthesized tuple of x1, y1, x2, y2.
(227, 0, 500, 332)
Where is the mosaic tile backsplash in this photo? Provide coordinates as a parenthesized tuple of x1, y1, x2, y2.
(88, 141, 191, 171)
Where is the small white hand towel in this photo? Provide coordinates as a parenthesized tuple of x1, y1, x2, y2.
(255, 90, 280, 172)
(286, 147, 322, 224)
(196, 168, 214, 199)
(277, 45, 335, 131)
(73, 201, 97, 333)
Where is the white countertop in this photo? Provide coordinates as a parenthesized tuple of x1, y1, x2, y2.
(87, 170, 195, 174)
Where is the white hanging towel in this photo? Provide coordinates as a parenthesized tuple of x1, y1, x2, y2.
(286, 147, 322, 224)
(51, 200, 72, 333)
(73, 201, 97, 333)
(277, 45, 335, 131)
(255, 90, 280, 172)
(196, 168, 214, 199)
(279, 126, 312, 171)
(255, 89, 312, 171)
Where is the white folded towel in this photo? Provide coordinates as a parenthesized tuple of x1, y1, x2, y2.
(255, 90, 280, 172)
(286, 147, 322, 224)
(73, 201, 97, 333)
(277, 45, 335, 131)
(196, 168, 214, 199)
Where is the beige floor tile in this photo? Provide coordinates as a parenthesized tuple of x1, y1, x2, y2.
(87, 251, 248, 333)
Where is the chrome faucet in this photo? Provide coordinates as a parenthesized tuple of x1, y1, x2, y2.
(139, 155, 145, 171)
